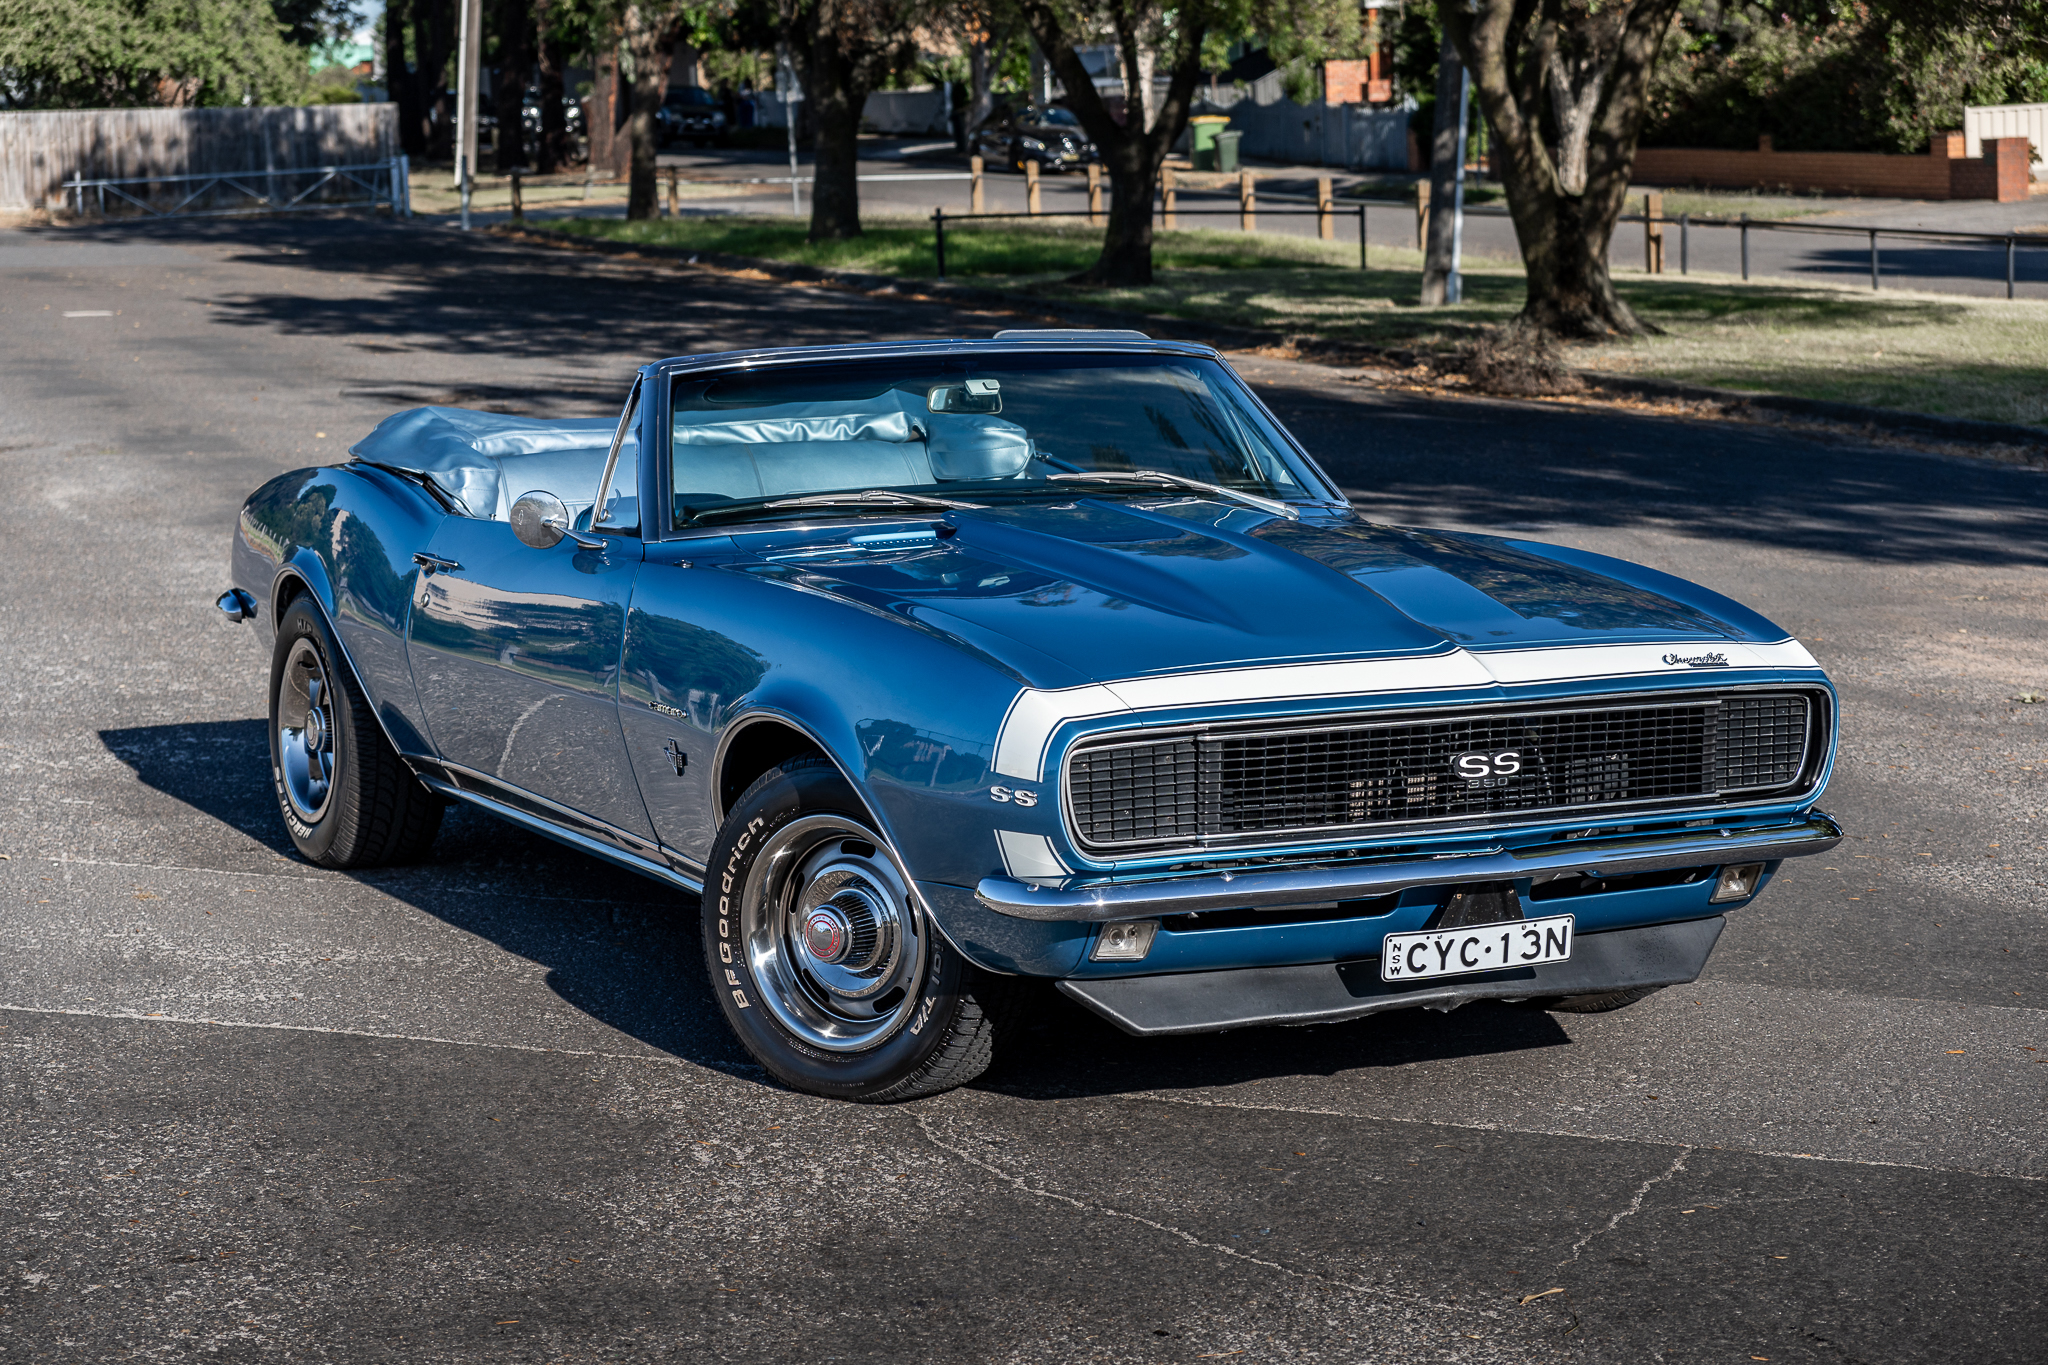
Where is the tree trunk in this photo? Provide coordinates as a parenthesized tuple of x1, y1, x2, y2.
(1444, 0, 1681, 339)
(415, 0, 456, 161)
(803, 45, 870, 240)
(589, 40, 628, 177)
(1019, 0, 1204, 287)
(532, 3, 566, 173)
(492, 0, 532, 172)
(623, 4, 677, 220)
(966, 39, 993, 141)
(385, 0, 426, 158)
(1419, 30, 1463, 305)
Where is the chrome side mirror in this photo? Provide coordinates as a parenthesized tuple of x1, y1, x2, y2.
(509, 490, 605, 551)
(510, 490, 568, 548)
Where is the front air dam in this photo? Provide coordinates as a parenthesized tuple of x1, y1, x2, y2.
(1056, 916, 1724, 1036)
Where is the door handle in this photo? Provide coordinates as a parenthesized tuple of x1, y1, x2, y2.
(412, 552, 462, 575)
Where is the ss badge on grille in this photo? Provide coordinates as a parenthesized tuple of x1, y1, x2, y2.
(1451, 749, 1523, 789)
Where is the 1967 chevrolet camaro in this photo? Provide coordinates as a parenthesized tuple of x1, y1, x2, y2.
(218, 332, 1841, 1101)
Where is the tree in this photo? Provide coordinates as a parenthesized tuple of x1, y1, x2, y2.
(0, 0, 310, 107)
(1013, 0, 1360, 286)
(492, 0, 534, 170)
(1439, 0, 1684, 338)
(782, 0, 925, 240)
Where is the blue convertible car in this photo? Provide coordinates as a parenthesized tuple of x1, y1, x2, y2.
(219, 333, 1840, 1100)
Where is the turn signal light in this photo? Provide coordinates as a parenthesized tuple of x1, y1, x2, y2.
(1710, 863, 1765, 904)
(1090, 920, 1159, 962)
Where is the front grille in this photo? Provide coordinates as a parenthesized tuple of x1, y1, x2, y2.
(1066, 692, 1817, 852)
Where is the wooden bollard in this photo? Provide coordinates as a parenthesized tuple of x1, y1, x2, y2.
(1087, 163, 1103, 227)
(1644, 190, 1665, 274)
(1239, 170, 1255, 233)
(1415, 181, 1430, 250)
(1316, 175, 1334, 240)
(970, 155, 984, 213)
(509, 169, 524, 224)
(1162, 166, 1177, 230)
(1025, 160, 1040, 215)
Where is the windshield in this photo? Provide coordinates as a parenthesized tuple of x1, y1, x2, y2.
(1036, 107, 1080, 127)
(667, 353, 1322, 528)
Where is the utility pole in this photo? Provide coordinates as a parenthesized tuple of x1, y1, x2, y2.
(1419, 31, 1463, 305)
(1448, 65, 1470, 303)
(454, 0, 482, 223)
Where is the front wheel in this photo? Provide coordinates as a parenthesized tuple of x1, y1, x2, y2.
(704, 757, 1019, 1102)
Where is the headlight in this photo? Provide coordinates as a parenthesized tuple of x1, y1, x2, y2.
(1020, 137, 1044, 151)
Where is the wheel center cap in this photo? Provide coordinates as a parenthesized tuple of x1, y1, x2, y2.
(304, 709, 327, 751)
(802, 908, 849, 964)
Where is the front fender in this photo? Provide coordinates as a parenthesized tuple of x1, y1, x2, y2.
(232, 464, 444, 758)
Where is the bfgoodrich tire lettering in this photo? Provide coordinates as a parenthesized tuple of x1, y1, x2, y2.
(704, 756, 1020, 1102)
(267, 596, 442, 869)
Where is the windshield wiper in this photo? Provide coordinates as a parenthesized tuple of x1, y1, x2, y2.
(1047, 470, 1299, 520)
(686, 489, 985, 525)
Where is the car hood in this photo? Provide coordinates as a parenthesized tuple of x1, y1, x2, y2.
(731, 498, 1769, 690)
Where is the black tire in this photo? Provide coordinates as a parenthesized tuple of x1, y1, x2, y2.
(268, 595, 442, 869)
(1525, 984, 1668, 1015)
(704, 756, 1022, 1102)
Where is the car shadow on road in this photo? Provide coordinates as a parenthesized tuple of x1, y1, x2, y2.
(977, 984, 1574, 1102)
(98, 718, 755, 1075)
(100, 719, 296, 856)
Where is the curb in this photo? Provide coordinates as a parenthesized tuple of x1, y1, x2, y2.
(493, 222, 2048, 452)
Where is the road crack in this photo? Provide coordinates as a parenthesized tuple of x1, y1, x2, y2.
(912, 1113, 1471, 1317)
(1559, 1146, 1692, 1266)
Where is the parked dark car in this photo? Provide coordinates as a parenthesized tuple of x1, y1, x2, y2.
(974, 103, 1099, 172)
(657, 86, 729, 146)
(215, 332, 1842, 1104)
(521, 89, 586, 140)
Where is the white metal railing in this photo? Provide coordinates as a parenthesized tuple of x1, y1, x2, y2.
(60, 156, 411, 220)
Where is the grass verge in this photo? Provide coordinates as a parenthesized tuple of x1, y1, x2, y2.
(551, 213, 2048, 428)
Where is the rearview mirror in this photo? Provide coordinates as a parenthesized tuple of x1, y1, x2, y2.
(510, 490, 569, 548)
(928, 378, 1002, 414)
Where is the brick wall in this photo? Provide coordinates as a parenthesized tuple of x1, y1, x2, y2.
(1631, 133, 2028, 201)
(1948, 137, 2032, 202)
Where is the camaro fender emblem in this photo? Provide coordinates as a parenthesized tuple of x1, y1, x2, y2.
(1662, 651, 1730, 667)
(989, 785, 1039, 807)
(648, 699, 686, 718)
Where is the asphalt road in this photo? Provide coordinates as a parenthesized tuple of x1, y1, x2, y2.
(1, 214, 2043, 1365)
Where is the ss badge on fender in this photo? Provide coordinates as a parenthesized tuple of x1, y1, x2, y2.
(989, 785, 1039, 807)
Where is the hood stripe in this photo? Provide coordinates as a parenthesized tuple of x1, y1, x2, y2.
(990, 638, 1824, 781)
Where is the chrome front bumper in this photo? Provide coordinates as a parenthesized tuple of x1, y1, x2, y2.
(974, 812, 1842, 922)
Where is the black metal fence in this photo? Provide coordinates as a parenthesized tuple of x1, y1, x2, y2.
(929, 191, 2044, 299)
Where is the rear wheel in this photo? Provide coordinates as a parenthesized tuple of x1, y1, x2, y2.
(268, 596, 442, 868)
(704, 756, 1020, 1102)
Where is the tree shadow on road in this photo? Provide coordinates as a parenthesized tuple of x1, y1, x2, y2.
(1267, 382, 2048, 569)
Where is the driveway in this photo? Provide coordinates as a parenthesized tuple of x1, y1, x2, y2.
(0, 215, 2042, 1363)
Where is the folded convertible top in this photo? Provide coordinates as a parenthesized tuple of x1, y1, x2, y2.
(348, 406, 634, 520)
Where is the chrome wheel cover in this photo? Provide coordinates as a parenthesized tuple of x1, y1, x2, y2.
(277, 637, 337, 822)
(739, 814, 927, 1053)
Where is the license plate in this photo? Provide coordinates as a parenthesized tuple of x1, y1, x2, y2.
(1380, 914, 1575, 983)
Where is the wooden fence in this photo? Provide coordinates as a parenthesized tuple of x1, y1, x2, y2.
(0, 105, 397, 211)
